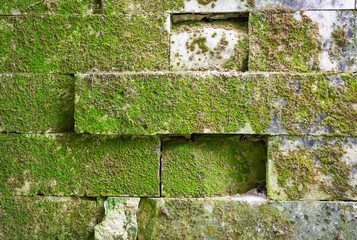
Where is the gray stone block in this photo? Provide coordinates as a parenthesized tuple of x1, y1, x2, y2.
(255, 0, 355, 10)
(268, 136, 357, 200)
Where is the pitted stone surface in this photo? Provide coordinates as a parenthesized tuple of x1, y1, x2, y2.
(268, 136, 357, 200)
(95, 198, 140, 240)
(255, 0, 355, 10)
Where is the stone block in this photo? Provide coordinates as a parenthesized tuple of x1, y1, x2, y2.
(170, 16, 248, 71)
(102, 0, 253, 14)
(0, 134, 160, 197)
(268, 136, 357, 200)
(96, 197, 357, 240)
(0, 196, 96, 239)
(255, 0, 355, 10)
(75, 73, 356, 136)
(0, 74, 74, 133)
(0, 15, 169, 73)
(161, 135, 266, 197)
(249, 10, 357, 72)
(0, 0, 97, 14)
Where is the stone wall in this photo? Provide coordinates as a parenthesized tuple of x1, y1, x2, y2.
(0, 0, 356, 239)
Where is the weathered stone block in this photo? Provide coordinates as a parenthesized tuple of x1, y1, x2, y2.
(0, 15, 169, 73)
(0, 74, 74, 133)
(97, 198, 357, 240)
(0, 0, 97, 14)
(75, 73, 356, 136)
(103, 0, 253, 14)
(161, 135, 266, 197)
(255, 0, 355, 10)
(95, 198, 140, 240)
(268, 136, 357, 200)
(249, 10, 357, 72)
(0, 196, 96, 239)
(170, 17, 248, 71)
(0, 134, 160, 197)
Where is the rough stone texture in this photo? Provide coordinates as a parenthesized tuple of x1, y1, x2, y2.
(255, 0, 355, 10)
(103, 0, 252, 14)
(249, 10, 357, 72)
(0, 0, 97, 14)
(161, 135, 266, 197)
(0, 15, 169, 73)
(134, 198, 357, 240)
(304, 11, 357, 72)
(0, 74, 74, 133)
(170, 20, 248, 71)
(0, 196, 96, 239)
(95, 198, 140, 240)
(75, 72, 356, 136)
(0, 134, 160, 197)
(268, 136, 357, 200)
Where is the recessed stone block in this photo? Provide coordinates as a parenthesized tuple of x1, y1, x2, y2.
(0, 74, 74, 133)
(170, 14, 248, 71)
(268, 136, 357, 200)
(0, 196, 96, 239)
(95, 197, 357, 240)
(0, 134, 160, 197)
(161, 135, 266, 197)
(75, 73, 356, 136)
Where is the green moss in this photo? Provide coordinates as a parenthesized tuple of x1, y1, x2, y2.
(269, 136, 356, 200)
(0, 74, 74, 133)
(249, 9, 322, 72)
(0, 134, 160, 197)
(0, 196, 96, 239)
(161, 135, 266, 197)
(75, 73, 356, 136)
(186, 36, 209, 53)
(137, 199, 296, 239)
(103, 0, 185, 14)
(332, 26, 350, 48)
(0, 14, 169, 73)
(0, 0, 97, 14)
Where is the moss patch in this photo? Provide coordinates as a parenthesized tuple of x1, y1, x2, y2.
(249, 9, 322, 72)
(0, 196, 96, 239)
(103, 0, 185, 14)
(0, 134, 160, 197)
(0, 74, 74, 133)
(161, 135, 266, 197)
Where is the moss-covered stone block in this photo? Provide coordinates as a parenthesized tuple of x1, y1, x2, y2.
(170, 18, 248, 71)
(249, 9, 322, 72)
(103, 0, 252, 14)
(161, 135, 266, 197)
(255, 0, 355, 10)
(0, 0, 97, 15)
(268, 136, 357, 200)
(0, 14, 169, 73)
(75, 73, 356, 136)
(0, 134, 160, 197)
(134, 198, 357, 239)
(0, 196, 96, 239)
(0, 74, 74, 133)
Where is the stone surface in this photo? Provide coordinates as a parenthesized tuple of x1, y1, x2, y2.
(268, 136, 357, 200)
(0, 196, 96, 239)
(98, 198, 357, 240)
(103, 0, 252, 14)
(162, 135, 266, 197)
(255, 0, 355, 10)
(0, 134, 160, 197)
(0, 74, 74, 133)
(249, 10, 357, 72)
(75, 72, 356, 136)
(0, 15, 169, 73)
(95, 198, 140, 240)
(0, 0, 97, 14)
(170, 19, 248, 71)
(304, 11, 357, 72)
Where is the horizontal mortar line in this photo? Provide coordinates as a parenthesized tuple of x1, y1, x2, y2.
(3, 195, 97, 201)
